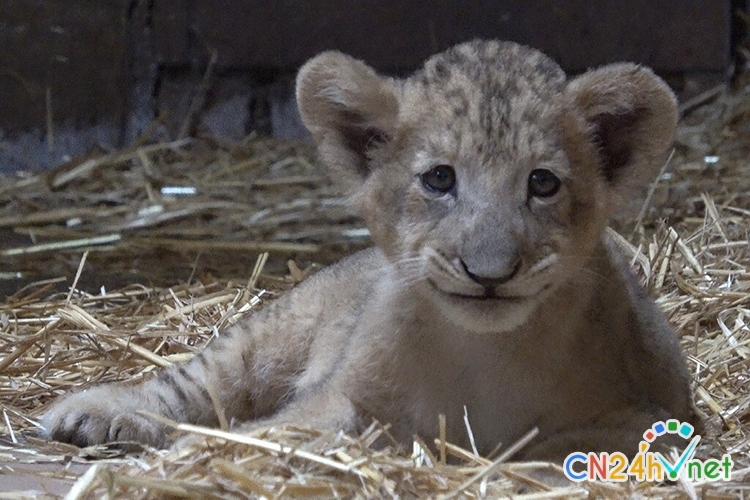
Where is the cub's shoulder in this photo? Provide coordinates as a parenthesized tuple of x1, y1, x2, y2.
(254, 247, 386, 318)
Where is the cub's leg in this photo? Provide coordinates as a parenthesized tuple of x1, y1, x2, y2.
(228, 386, 360, 437)
(41, 291, 322, 448)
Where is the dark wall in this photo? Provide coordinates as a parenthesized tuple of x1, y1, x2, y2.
(0, 2, 130, 131)
(0, 1, 734, 173)
(154, 1, 730, 73)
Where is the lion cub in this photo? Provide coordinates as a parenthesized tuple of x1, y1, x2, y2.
(42, 40, 697, 460)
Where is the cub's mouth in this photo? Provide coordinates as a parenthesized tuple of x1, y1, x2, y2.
(420, 249, 559, 304)
(454, 291, 527, 302)
(426, 278, 529, 303)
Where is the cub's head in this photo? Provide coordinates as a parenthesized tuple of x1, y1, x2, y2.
(296, 40, 677, 333)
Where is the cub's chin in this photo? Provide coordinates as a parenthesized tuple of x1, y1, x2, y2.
(422, 283, 540, 334)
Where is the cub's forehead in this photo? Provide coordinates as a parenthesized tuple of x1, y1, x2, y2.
(400, 41, 569, 164)
(404, 41, 566, 118)
(420, 41, 565, 90)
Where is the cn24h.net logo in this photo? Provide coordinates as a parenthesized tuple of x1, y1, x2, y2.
(564, 420, 733, 482)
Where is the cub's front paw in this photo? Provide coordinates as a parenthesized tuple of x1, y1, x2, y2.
(40, 388, 168, 448)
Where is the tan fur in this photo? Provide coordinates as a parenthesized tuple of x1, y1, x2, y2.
(41, 40, 697, 461)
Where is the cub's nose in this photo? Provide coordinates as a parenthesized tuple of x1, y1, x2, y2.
(460, 259, 521, 289)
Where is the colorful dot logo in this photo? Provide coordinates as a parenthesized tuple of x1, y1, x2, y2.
(643, 419, 694, 444)
(564, 419, 733, 483)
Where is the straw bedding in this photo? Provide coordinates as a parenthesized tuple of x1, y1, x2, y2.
(1, 76, 749, 498)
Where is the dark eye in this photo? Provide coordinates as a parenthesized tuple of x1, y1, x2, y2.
(420, 164, 456, 194)
(528, 169, 561, 198)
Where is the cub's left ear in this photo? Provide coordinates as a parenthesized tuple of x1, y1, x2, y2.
(296, 52, 399, 196)
(566, 63, 677, 195)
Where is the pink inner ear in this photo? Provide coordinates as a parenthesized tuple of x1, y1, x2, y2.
(337, 120, 389, 179)
(590, 108, 644, 183)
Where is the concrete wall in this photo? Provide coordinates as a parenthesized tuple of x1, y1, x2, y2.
(0, 1, 734, 173)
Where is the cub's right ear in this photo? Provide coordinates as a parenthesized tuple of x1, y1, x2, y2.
(566, 64, 677, 202)
(296, 52, 399, 195)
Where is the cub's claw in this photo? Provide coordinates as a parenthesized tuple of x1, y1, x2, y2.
(40, 388, 168, 448)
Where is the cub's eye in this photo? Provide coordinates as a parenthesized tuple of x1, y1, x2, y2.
(420, 164, 456, 194)
(528, 169, 561, 198)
